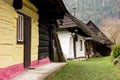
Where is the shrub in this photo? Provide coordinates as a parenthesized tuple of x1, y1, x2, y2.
(113, 58, 118, 65)
(112, 44, 120, 58)
(113, 56, 120, 67)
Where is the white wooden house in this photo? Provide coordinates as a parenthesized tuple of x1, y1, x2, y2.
(57, 30, 86, 59)
(57, 14, 96, 60)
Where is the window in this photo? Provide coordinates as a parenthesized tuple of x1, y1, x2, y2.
(17, 13, 24, 44)
(80, 40, 82, 51)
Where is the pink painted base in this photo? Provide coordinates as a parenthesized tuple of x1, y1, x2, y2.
(30, 57, 50, 68)
(0, 57, 50, 80)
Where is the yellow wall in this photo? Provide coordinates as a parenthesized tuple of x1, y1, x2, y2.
(17, 0, 39, 62)
(0, 0, 39, 68)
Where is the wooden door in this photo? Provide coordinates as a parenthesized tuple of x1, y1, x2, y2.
(24, 14, 31, 68)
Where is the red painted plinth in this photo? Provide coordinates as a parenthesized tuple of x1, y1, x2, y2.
(0, 57, 50, 80)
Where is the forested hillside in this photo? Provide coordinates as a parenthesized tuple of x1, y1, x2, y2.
(63, 0, 120, 26)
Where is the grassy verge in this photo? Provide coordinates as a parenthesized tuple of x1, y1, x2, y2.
(51, 57, 120, 80)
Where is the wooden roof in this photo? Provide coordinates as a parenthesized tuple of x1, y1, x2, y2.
(13, 0, 67, 23)
(57, 13, 103, 43)
(29, 0, 68, 23)
(87, 21, 113, 45)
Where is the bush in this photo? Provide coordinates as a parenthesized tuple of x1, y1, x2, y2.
(113, 58, 118, 65)
(112, 44, 120, 58)
(114, 56, 120, 67)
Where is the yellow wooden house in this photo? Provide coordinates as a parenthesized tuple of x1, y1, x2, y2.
(0, 0, 66, 79)
(0, 0, 43, 79)
(0, 0, 40, 68)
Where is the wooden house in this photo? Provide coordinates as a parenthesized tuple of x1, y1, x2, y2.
(87, 21, 112, 57)
(57, 14, 98, 59)
(0, 0, 66, 79)
(57, 16, 86, 60)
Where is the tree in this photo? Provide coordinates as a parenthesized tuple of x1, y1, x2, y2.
(100, 18, 120, 45)
(63, 0, 120, 25)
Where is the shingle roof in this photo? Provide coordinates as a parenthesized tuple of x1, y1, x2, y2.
(87, 21, 113, 45)
(57, 13, 102, 43)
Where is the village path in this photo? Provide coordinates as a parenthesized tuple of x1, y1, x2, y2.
(12, 63, 66, 80)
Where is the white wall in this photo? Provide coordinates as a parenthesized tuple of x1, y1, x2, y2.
(57, 31, 73, 59)
(76, 35, 86, 58)
(58, 30, 86, 59)
(68, 36, 74, 59)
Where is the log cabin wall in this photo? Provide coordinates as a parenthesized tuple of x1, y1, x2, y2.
(0, 0, 40, 68)
(16, 0, 39, 65)
(34, 0, 66, 62)
(38, 22, 64, 62)
(0, 0, 19, 68)
(38, 24, 51, 60)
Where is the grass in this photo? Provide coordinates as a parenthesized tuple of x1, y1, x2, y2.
(51, 57, 120, 80)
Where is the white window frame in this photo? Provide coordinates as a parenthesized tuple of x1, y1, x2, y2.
(17, 13, 24, 44)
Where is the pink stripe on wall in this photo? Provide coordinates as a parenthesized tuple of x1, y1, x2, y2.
(30, 57, 50, 68)
(0, 57, 50, 80)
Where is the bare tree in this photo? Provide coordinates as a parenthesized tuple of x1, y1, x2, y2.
(100, 18, 120, 45)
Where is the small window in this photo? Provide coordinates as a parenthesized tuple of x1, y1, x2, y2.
(17, 13, 24, 44)
(80, 40, 82, 51)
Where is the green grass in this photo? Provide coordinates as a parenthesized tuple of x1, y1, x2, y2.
(52, 57, 120, 80)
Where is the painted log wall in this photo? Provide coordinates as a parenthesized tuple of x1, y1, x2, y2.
(17, 0, 39, 62)
(57, 31, 72, 59)
(0, 0, 39, 68)
(38, 24, 50, 59)
(0, 0, 22, 68)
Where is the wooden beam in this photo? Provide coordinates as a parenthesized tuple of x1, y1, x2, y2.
(13, 0, 23, 9)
